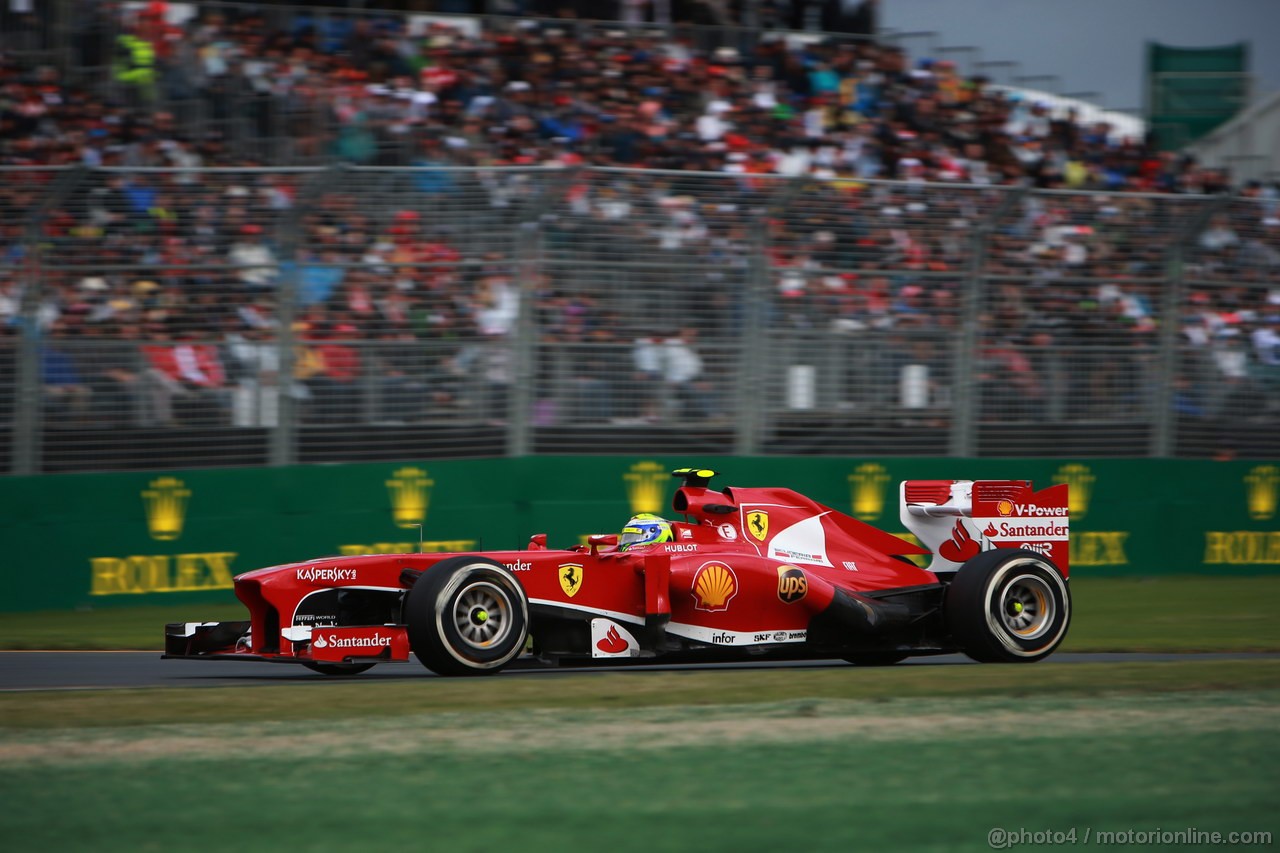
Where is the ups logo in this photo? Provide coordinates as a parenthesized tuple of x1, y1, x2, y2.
(777, 565, 807, 603)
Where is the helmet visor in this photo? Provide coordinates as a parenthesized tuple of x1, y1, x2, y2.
(620, 522, 665, 549)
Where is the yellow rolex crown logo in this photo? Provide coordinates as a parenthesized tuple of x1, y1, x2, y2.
(1053, 463, 1095, 520)
(625, 460, 667, 515)
(142, 476, 190, 541)
(1245, 465, 1279, 521)
(386, 466, 433, 529)
(849, 462, 890, 520)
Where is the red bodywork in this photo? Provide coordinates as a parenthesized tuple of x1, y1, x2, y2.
(166, 475, 1069, 668)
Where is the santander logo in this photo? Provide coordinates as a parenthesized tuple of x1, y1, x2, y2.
(938, 520, 982, 562)
(313, 632, 391, 649)
(596, 624, 629, 655)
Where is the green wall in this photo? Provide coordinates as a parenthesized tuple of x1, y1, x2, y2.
(1, 457, 1276, 612)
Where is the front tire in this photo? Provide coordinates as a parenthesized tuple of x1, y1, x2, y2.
(405, 557, 529, 676)
(946, 549, 1070, 663)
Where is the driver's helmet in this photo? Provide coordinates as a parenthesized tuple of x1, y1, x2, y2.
(619, 513, 674, 551)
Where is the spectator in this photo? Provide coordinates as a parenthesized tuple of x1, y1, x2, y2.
(302, 322, 362, 424)
(661, 326, 717, 420)
(141, 328, 229, 426)
(40, 332, 92, 426)
(228, 224, 278, 291)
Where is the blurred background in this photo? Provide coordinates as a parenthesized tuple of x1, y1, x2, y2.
(2, 0, 1278, 475)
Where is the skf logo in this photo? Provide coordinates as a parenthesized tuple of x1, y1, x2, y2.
(746, 510, 769, 541)
(776, 565, 807, 603)
(625, 460, 667, 514)
(849, 462, 890, 520)
(559, 563, 583, 598)
(692, 562, 738, 611)
(142, 476, 190, 541)
(1245, 465, 1279, 521)
(996, 499, 1014, 517)
(386, 467, 433, 529)
(1053, 463, 1094, 520)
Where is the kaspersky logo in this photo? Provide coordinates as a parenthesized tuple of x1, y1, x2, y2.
(1245, 465, 1279, 521)
(625, 460, 667, 514)
(848, 463, 889, 521)
(386, 466, 433, 529)
(1053, 463, 1095, 520)
(142, 476, 191, 541)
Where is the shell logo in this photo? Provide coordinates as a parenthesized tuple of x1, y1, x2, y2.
(996, 499, 1015, 517)
(692, 562, 738, 612)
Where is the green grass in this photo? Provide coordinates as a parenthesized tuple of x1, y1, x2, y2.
(1066, 576, 1280, 652)
(2, 575, 1277, 652)
(3, 691, 1276, 852)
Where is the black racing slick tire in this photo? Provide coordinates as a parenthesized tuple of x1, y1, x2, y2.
(946, 549, 1071, 663)
(303, 662, 377, 676)
(405, 557, 529, 676)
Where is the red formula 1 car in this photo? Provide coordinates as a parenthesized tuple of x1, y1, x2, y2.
(164, 469, 1072, 675)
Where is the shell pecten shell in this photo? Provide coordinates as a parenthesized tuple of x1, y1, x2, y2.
(692, 562, 738, 611)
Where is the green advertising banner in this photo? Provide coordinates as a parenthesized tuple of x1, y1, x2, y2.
(0, 457, 1276, 613)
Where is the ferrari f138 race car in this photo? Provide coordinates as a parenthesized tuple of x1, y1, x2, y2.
(165, 469, 1072, 675)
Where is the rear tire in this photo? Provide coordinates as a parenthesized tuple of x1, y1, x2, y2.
(946, 549, 1070, 663)
(405, 557, 529, 676)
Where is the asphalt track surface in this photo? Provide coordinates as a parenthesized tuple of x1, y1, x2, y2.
(2, 651, 1276, 692)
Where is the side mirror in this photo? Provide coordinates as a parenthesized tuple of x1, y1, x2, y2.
(588, 533, 618, 556)
(527, 533, 547, 551)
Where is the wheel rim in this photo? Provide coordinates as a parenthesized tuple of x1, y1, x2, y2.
(998, 573, 1055, 640)
(452, 581, 513, 650)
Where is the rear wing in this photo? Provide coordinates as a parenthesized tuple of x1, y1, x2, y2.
(899, 480, 1070, 577)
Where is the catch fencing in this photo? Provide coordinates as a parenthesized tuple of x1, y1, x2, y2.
(1, 165, 1277, 474)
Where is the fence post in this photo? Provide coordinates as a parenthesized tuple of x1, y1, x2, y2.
(268, 166, 328, 467)
(506, 168, 560, 458)
(950, 185, 1023, 458)
(734, 176, 803, 456)
(11, 167, 85, 476)
(1154, 194, 1226, 457)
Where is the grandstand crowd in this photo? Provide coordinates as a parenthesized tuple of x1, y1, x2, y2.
(0, 1, 1277, 436)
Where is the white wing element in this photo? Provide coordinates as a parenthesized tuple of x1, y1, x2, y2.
(767, 513, 834, 567)
(590, 619, 640, 658)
